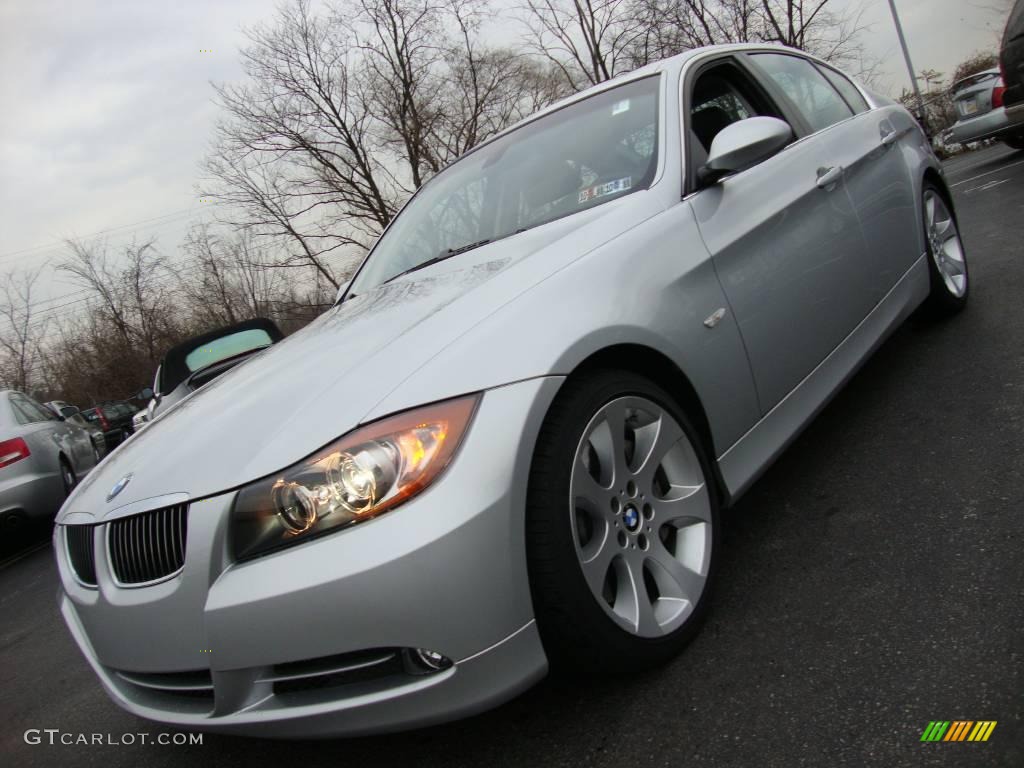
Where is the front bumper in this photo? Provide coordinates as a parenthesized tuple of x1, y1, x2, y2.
(55, 377, 563, 737)
(947, 106, 1024, 144)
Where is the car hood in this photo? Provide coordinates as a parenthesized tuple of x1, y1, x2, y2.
(59, 193, 663, 520)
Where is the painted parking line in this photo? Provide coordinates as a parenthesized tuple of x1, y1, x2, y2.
(944, 152, 1017, 178)
(951, 158, 1024, 187)
(963, 178, 1011, 194)
(0, 540, 49, 571)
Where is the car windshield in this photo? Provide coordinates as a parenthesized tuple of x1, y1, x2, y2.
(349, 75, 661, 293)
(183, 329, 274, 373)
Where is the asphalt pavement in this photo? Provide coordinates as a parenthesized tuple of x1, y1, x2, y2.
(2, 144, 1022, 767)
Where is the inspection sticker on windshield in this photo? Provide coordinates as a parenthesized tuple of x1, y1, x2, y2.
(612, 99, 631, 115)
(579, 176, 632, 204)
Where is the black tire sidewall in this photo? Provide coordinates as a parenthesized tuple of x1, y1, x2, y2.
(923, 182, 968, 314)
(526, 369, 720, 672)
(60, 459, 75, 497)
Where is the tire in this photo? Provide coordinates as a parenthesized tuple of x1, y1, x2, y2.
(526, 369, 720, 673)
(1002, 135, 1024, 150)
(60, 458, 76, 497)
(922, 183, 969, 316)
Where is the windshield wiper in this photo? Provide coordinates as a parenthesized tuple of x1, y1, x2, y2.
(382, 239, 491, 285)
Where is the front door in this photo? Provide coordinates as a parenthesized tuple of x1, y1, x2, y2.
(686, 54, 876, 412)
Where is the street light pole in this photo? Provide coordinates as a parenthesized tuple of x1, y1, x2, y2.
(887, 0, 929, 133)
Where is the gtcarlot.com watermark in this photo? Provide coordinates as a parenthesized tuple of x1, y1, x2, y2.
(25, 729, 202, 746)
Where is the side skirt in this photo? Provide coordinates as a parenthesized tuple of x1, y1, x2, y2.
(716, 254, 930, 503)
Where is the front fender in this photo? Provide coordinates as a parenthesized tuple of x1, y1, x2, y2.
(363, 202, 761, 457)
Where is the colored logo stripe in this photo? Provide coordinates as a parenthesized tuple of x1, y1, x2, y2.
(969, 721, 997, 741)
(921, 721, 950, 741)
(920, 721, 996, 742)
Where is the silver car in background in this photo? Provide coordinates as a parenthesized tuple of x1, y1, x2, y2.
(46, 401, 107, 461)
(946, 67, 1024, 148)
(55, 44, 968, 737)
(1, 391, 100, 531)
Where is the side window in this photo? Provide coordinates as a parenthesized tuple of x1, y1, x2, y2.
(25, 396, 58, 422)
(751, 53, 854, 132)
(817, 65, 870, 113)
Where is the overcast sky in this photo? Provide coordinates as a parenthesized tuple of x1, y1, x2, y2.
(0, 0, 1013, 309)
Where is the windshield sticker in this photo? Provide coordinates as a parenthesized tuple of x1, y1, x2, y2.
(578, 176, 632, 204)
(612, 99, 631, 115)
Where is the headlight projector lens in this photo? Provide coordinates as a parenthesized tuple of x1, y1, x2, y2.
(272, 481, 318, 532)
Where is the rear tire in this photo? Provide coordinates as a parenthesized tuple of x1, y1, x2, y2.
(526, 369, 720, 674)
(922, 183, 969, 316)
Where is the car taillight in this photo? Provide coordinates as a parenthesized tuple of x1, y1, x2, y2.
(994, 85, 1006, 109)
(0, 437, 31, 469)
(96, 408, 110, 431)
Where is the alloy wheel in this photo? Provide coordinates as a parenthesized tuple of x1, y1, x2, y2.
(569, 396, 712, 638)
(925, 190, 967, 298)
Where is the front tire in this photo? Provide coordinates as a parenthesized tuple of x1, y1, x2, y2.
(526, 369, 720, 673)
(60, 458, 76, 497)
(922, 184, 968, 315)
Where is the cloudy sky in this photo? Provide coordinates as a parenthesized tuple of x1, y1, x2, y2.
(0, 0, 1013, 311)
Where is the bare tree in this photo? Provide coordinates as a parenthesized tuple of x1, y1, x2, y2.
(520, 0, 876, 90)
(204, 0, 565, 286)
(59, 238, 179, 365)
(519, 0, 649, 90)
(0, 267, 49, 392)
(177, 224, 299, 328)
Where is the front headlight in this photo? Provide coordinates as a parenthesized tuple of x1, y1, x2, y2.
(230, 394, 479, 560)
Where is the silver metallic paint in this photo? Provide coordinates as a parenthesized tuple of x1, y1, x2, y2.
(55, 44, 948, 737)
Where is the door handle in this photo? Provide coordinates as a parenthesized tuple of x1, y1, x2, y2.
(816, 165, 844, 189)
(881, 129, 899, 147)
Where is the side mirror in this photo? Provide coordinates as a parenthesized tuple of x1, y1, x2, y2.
(137, 387, 154, 400)
(699, 117, 793, 184)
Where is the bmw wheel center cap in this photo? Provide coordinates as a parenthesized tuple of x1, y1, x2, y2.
(623, 505, 640, 532)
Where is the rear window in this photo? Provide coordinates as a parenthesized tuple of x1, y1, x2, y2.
(82, 409, 100, 422)
(952, 71, 999, 94)
(184, 328, 274, 373)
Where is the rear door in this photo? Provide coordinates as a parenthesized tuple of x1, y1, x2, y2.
(793, 58, 921, 298)
(687, 54, 875, 412)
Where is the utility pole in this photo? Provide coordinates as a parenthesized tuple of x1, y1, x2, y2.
(887, 0, 930, 133)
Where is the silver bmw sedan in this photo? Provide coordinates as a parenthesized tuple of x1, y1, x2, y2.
(55, 44, 968, 738)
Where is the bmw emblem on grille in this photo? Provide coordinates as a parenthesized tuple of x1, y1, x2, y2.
(107, 473, 133, 502)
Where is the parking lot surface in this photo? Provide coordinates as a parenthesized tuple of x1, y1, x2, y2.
(1, 144, 1021, 767)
